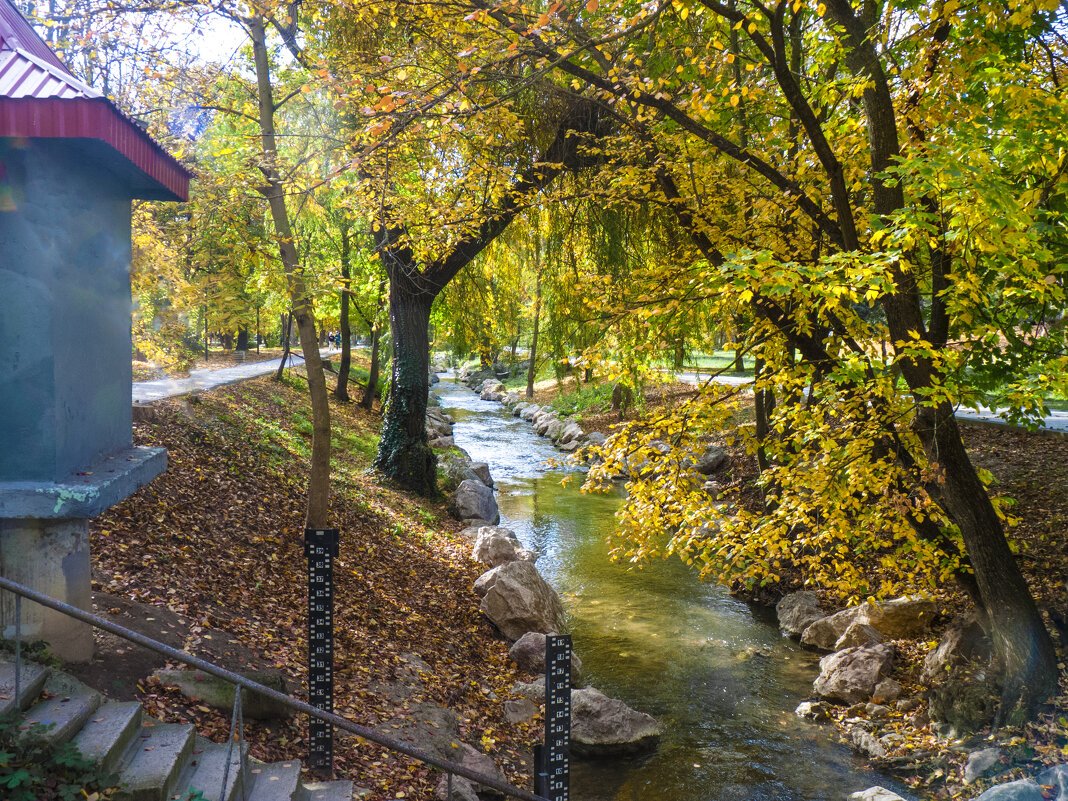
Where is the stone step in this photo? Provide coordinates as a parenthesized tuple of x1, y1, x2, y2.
(16, 671, 101, 746)
(174, 735, 247, 801)
(0, 657, 49, 717)
(244, 758, 302, 800)
(70, 701, 143, 774)
(114, 719, 196, 801)
(297, 780, 356, 801)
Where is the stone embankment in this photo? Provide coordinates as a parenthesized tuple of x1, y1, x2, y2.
(423, 379, 663, 799)
(777, 591, 1067, 801)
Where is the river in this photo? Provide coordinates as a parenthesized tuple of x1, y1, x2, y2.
(436, 375, 906, 801)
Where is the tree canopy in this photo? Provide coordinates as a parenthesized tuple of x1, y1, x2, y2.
(26, 0, 1068, 721)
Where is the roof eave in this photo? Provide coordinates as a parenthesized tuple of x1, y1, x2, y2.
(0, 96, 191, 201)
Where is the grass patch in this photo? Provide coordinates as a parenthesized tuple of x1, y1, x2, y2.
(546, 381, 615, 420)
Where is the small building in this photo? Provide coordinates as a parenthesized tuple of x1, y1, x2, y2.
(0, 0, 190, 659)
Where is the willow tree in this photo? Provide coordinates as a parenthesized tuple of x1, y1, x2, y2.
(312, 0, 610, 492)
(474, 0, 1067, 719)
(369, 101, 607, 493)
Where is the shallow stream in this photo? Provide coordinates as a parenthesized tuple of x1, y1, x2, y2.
(436, 376, 905, 801)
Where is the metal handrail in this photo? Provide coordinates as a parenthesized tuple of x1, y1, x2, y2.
(0, 575, 549, 801)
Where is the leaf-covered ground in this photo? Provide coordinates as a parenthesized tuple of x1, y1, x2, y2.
(82, 373, 539, 798)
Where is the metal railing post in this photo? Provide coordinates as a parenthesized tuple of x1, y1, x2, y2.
(221, 685, 244, 801)
(14, 595, 21, 708)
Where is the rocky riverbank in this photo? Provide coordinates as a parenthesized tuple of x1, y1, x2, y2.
(425, 380, 665, 799)
(442, 368, 1068, 801)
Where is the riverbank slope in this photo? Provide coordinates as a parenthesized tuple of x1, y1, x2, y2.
(78, 371, 535, 799)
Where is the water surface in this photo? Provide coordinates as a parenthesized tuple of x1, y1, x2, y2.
(436, 376, 903, 801)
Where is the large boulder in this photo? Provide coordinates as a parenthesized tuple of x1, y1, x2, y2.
(922, 612, 991, 682)
(559, 422, 585, 445)
(439, 453, 480, 493)
(450, 479, 500, 525)
(508, 631, 582, 682)
(533, 413, 557, 436)
(1037, 764, 1068, 801)
(470, 461, 494, 487)
(520, 404, 540, 421)
(836, 622, 886, 650)
(545, 418, 566, 441)
(153, 668, 292, 720)
(426, 417, 452, 440)
(473, 565, 502, 597)
(776, 591, 825, 639)
(972, 780, 1046, 801)
(964, 747, 1004, 784)
(570, 687, 662, 757)
(511, 676, 545, 701)
(480, 560, 566, 640)
(802, 596, 936, 651)
(863, 596, 937, 638)
(435, 744, 508, 800)
(812, 644, 895, 704)
(850, 789, 908, 801)
(694, 445, 728, 474)
(801, 607, 866, 650)
(473, 526, 522, 568)
(383, 702, 463, 761)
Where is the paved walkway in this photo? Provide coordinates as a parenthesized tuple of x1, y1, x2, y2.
(673, 370, 1068, 434)
(133, 349, 340, 402)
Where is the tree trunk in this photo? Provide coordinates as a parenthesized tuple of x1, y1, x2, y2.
(250, 14, 331, 530)
(361, 276, 387, 410)
(372, 274, 436, 495)
(526, 268, 542, 400)
(274, 313, 293, 381)
(918, 406, 1056, 720)
(334, 222, 352, 402)
(822, 0, 1058, 718)
(753, 356, 772, 474)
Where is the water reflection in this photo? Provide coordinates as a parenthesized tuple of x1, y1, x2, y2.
(436, 377, 905, 801)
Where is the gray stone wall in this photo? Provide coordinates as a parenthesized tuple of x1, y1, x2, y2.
(0, 139, 133, 482)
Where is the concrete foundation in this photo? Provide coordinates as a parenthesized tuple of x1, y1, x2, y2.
(0, 517, 94, 661)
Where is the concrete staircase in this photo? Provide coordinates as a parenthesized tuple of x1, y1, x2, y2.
(0, 656, 353, 801)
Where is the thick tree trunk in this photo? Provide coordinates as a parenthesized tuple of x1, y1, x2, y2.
(334, 224, 352, 402)
(917, 404, 1056, 720)
(372, 276, 436, 494)
(672, 338, 685, 370)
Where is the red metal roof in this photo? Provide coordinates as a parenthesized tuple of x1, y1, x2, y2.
(0, 0, 190, 201)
